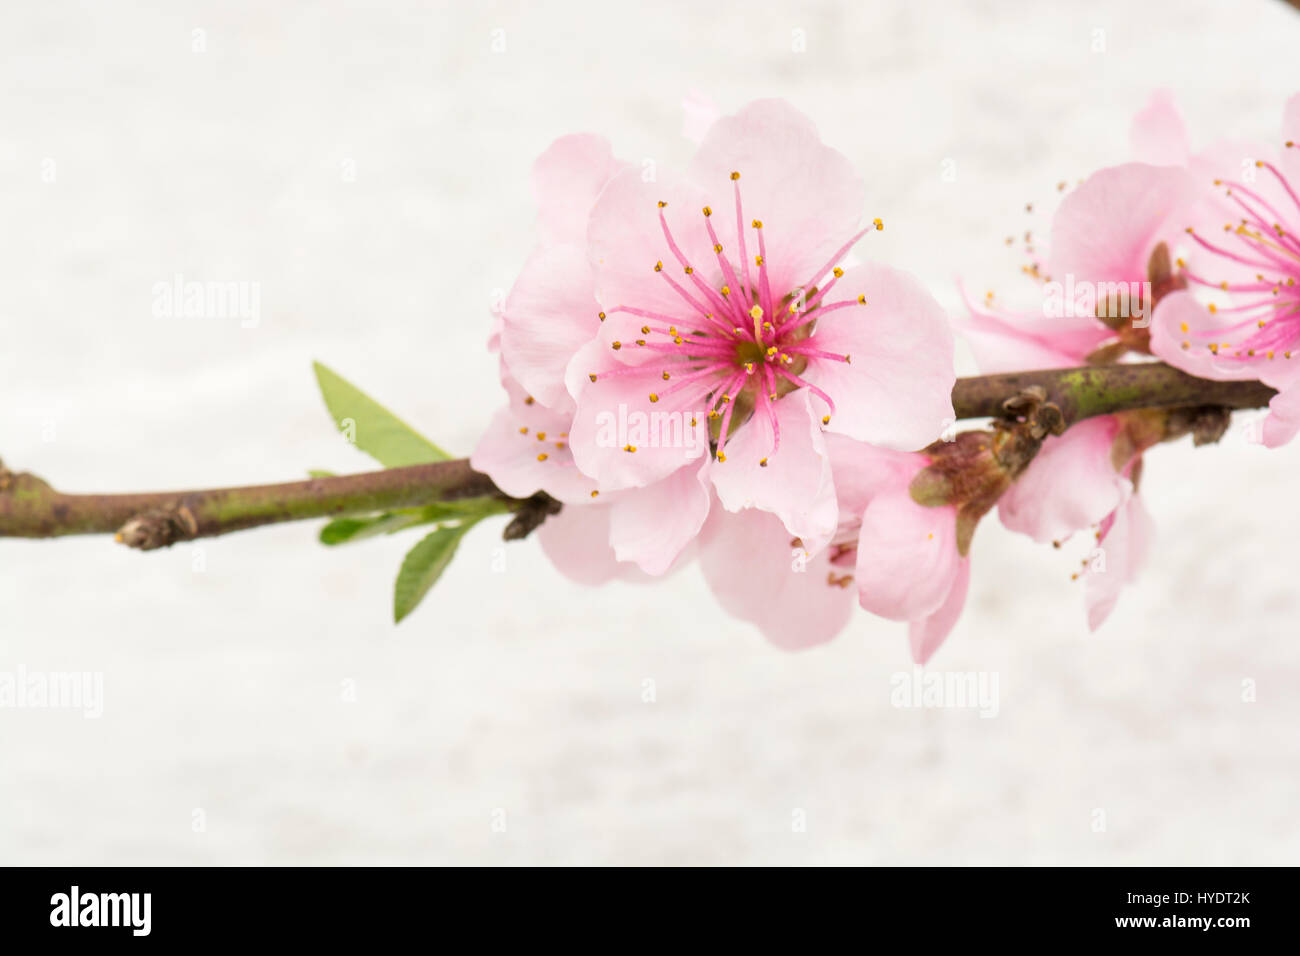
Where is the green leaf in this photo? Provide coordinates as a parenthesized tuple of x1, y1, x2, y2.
(319, 511, 432, 545)
(313, 361, 450, 467)
(393, 523, 475, 623)
(307, 469, 336, 479)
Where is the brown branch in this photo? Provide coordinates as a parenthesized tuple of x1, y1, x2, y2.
(0, 363, 1278, 549)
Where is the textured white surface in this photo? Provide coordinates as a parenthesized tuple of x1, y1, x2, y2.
(2, 0, 1298, 865)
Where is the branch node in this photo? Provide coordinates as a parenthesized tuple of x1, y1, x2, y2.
(502, 492, 562, 542)
(114, 504, 198, 551)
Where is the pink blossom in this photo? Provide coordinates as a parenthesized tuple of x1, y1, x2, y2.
(1149, 95, 1300, 447)
(478, 99, 956, 583)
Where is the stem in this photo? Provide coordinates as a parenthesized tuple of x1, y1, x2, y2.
(0, 363, 1277, 547)
(951, 363, 1276, 423)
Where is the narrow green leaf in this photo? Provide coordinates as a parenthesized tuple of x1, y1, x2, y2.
(393, 523, 475, 623)
(320, 511, 431, 545)
(312, 361, 450, 467)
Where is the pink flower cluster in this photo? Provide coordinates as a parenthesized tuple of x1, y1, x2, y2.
(472, 94, 1298, 661)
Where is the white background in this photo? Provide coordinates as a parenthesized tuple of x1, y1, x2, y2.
(2, 0, 1298, 864)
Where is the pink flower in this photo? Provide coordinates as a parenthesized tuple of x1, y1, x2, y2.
(1083, 463, 1154, 631)
(569, 101, 954, 548)
(1150, 94, 1300, 446)
(957, 102, 1200, 627)
(826, 436, 973, 663)
(478, 99, 956, 580)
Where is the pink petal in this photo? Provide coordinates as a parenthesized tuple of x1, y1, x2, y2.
(499, 243, 601, 413)
(1085, 491, 1153, 631)
(1149, 290, 1292, 385)
(698, 504, 855, 651)
(568, 361, 711, 490)
(686, 98, 866, 295)
(959, 285, 1111, 373)
(710, 389, 838, 554)
(537, 502, 647, 587)
(1048, 163, 1195, 288)
(855, 486, 961, 622)
(908, 558, 971, 664)
(803, 263, 955, 450)
(823, 434, 924, 525)
(998, 416, 1127, 544)
(608, 459, 712, 575)
(681, 91, 720, 145)
(532, 133, 626, 248)
(1262, 385, 1300, 448)
(470, 379, 597, 504)
(586, 167, 720, 324)
(1129, 90, 1190, 167)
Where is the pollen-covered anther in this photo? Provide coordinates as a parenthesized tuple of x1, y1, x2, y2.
(821, 415, 831, 425)
(536, 453, 548, 462)
(749, 305, 764, 320)
(598, 311, 606, 321)
(661, 371, 670, 380)
(684, 265, 694, 275)
(611, 341, 622, 350)
(536, 431, 546, 441)
(857, 294, 867, 304)
(873, 218, 883, 230)
(752, 219, 762, 229)
(730, 171, 741, 181)
(590, 490, 599, 498)
(832, 266, 844, 278)
(717, 452, 727, 462)
(518, 426, 528, 434)
(702, 205, 712, 216)
(759, 458, 769, 467)
(623, 444, 637, 453)
(653, 261, 663, 273)
(588, 373, 597, 382)
(721, 284, 731, 296)
(657, 200, 667, 208)
(648, 393, 659, 403)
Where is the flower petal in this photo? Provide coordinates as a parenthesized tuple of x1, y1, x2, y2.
(537, 502, 647, 587)
(1048, 163, 1195, 288)
(608, 459, 711, 575)
(699, 504, 855, 650)
(532, 133, 625, 248)
(1149, 290, 1298, 386)
(687, 99, 866, 295)
(997, 416, 1127, 544)
(803, 263, 955, 449)
(1085, 491, 1153, 631)
(499, 243, 601, 413)
(470, 378, 597, 504)
(908, 558, 970, 664)
(1129, 90, 1190, 167)
(569, 360, 711, 489)
(855, 487, 961, 622)
(709, 389, 838, 554)
(1262, 385, 1300, 448)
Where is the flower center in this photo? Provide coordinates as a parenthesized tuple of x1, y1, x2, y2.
(592, 172, 879, 464)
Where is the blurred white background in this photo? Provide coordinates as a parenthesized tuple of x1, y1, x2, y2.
(2, 0, 1298, 865)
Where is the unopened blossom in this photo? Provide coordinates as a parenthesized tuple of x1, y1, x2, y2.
(1150, 94, 1300, 446)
